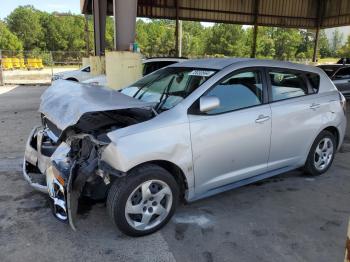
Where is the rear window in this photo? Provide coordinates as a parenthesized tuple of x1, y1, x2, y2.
(306, 73, 320, 93)
(268, 70, 308, 101)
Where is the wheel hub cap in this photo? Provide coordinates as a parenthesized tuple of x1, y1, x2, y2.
(125, 180, 173, 231)
(314, 137, 334, 171)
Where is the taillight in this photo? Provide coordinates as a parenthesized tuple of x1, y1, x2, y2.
(339, 92, 347, 114)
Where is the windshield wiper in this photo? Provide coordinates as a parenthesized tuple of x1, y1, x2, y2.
(155, 76, 175, 112)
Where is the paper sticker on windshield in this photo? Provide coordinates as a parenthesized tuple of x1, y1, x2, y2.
(188, 70, 215, 77)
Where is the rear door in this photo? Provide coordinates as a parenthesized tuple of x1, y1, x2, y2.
(188, 68, 272, 195)
(266, 68, 325, 170)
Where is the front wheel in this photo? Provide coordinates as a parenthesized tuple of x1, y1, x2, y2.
(304, 130, 336, 176)
(107, 164, 179, 236)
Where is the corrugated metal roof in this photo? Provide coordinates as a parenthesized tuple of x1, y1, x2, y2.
(82, 0, 350, 29)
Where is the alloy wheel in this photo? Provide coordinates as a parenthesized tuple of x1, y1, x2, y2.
(124, 179, 173, 231)
(314, 137, 334, 171)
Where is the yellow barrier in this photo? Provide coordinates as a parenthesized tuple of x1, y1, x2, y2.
(2, 58, 13, 70)
(12, 58, 20, 69)
(26, 58, 38, 70)
(36, 58, 44, 69)
(20, 58, 26, 69)
(26, 58, 44, 70)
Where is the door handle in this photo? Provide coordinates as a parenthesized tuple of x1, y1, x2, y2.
(309, 103, 321, 110)
(255, 115, 270, 123)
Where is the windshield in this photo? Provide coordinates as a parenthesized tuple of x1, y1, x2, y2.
(121, 67, 216, 111)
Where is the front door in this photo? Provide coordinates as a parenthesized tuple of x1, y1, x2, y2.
(188, 69, 271, 195)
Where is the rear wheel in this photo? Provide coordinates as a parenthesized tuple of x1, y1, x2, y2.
(304, 130, 336, 176)
(107, 164, 179, 236)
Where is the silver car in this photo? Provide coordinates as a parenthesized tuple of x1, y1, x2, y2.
(23, 58, 347, 236)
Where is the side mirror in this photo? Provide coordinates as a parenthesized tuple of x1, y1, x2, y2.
(199, 96, 220, 113)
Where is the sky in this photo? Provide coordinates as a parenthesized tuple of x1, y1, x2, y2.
(0, 0, 81, 19)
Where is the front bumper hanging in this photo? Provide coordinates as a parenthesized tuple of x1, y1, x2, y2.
(23, 127, 108, 230)
(23, 127, 50, 193)
(23, 127, 72, 224)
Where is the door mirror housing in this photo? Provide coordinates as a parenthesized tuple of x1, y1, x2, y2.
(200, 96, 220, 113)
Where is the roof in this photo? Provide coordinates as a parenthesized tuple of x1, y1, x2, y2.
(169, 58, 251, 69)
(143, 58, 187, 63)
(81, 0, 350, 29)
(169, 58, 323, 73)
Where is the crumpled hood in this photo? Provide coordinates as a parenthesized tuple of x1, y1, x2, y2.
(39, 80, 153, 130)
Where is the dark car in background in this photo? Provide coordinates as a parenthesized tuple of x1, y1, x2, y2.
(318, 64, 350, 99)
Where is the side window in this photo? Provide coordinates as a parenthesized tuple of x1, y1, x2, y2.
(82, 66, 90, 73)
(334, 68, 350, 80)
(204, 70, 263, 115)
(269, 70, 308, 101)
(306, 73, 320, 94)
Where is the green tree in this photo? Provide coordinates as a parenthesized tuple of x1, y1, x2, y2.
(296, 30, 314, 59)
(338, 35, 350, 58)
(59, 15, 86, 51)
(204, 24, 248, 57)
(39, 13, 68, 51)
(182, 21, 205, 57)
(137, 20, 175, 57)
(318, 30, 332, 58)
(330, 29, 343, 56)
(245, 26, 275, 59)
(105, 16, 115, 50)
(6, 6, 43, 50)
(271, 28, 302, 60)
(0, 21, 23, 50)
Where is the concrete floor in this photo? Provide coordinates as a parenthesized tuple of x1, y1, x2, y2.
(0, 85, 349, 262)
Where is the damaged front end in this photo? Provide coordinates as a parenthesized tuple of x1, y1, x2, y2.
(24, 127, 122, 229)
(47, 134, 119, 230)
(23, 80, 155, 229)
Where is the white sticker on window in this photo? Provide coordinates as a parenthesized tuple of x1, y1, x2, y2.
(188, 70, 215, 77)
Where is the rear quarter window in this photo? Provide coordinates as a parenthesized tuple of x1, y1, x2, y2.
(306, 73, 320, 93)
(268, 70, 308, 101)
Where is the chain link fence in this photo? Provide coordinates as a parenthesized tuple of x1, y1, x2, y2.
(0, 50, 88, 85)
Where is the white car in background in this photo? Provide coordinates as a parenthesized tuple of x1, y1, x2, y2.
(52, 65, 92, 82)
(83, 57, 186, 87)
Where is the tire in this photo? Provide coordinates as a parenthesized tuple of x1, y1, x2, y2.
(304, 130, 336, 176)
(107, 164, 179, 236)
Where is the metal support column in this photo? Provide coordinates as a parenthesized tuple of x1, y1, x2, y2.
(175, 20, 182, 57)
(93, 0, 107, 56)
(113, 0, 138, 51)
(251, 0, 260, 58)
(313, 0, 325, 63)
(251, 25, 258, 58)
(84, 15, 91, 56)
(175, 0, 182, 57)
(312, 28, 320, 63)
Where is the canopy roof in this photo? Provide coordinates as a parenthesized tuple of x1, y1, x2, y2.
(81, 0, 350, 29)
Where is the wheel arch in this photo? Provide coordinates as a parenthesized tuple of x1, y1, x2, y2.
(323, 126, 340, 149)
(65, 77, 79, 82)
(127, 160, 189, 202)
